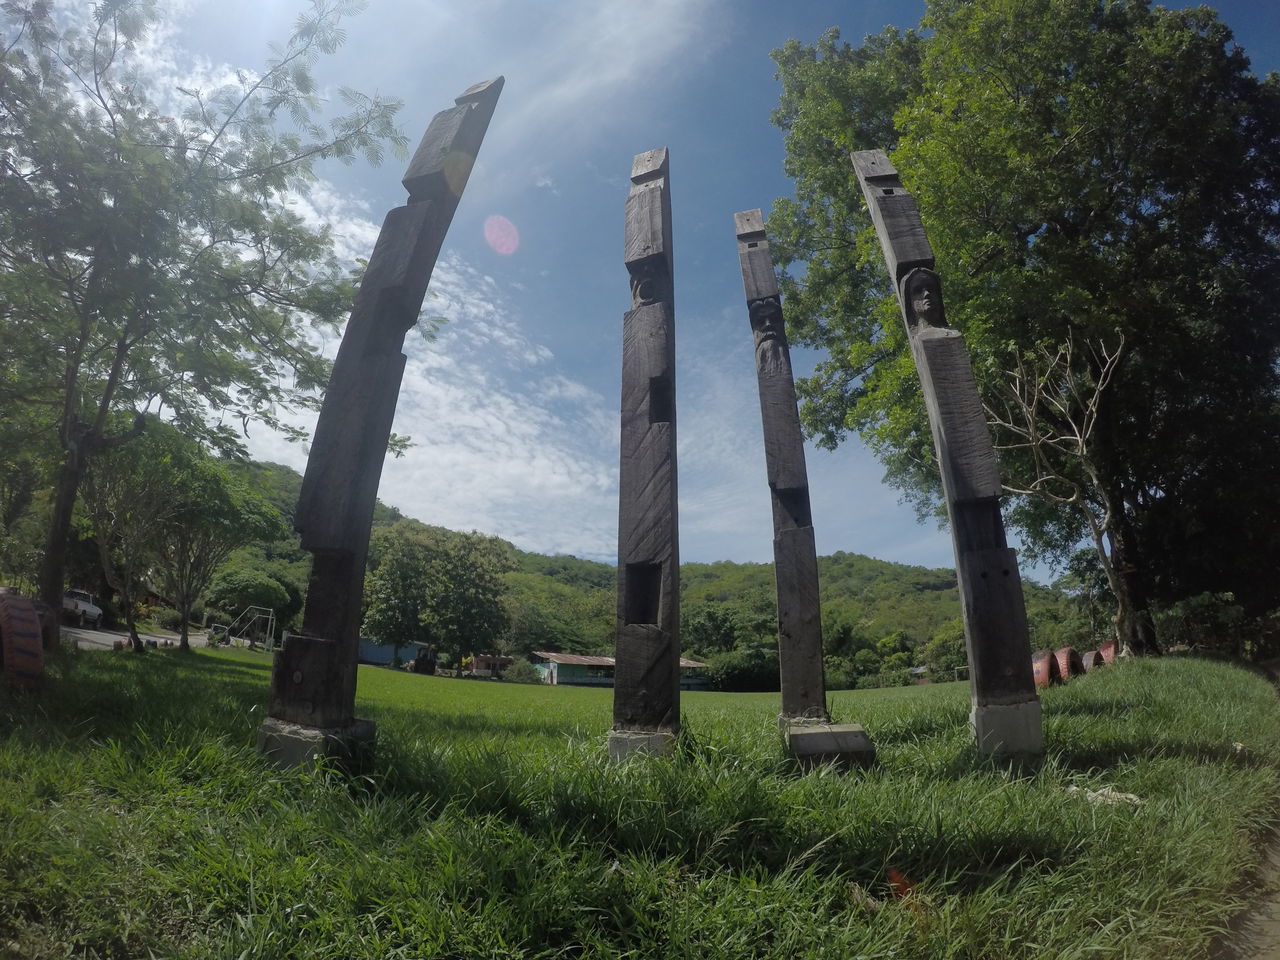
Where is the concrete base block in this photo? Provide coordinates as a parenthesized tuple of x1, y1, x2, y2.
(785, 723, 875, 771)
(972, 699, 1043, 758)
(256, 716, 376, 770)
(607, 729, 676, 761)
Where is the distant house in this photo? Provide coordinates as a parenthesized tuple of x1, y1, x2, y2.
(357, 637, 401, 666)
(531, 651, 709, 690)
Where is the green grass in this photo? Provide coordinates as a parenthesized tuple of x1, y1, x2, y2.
(2, 649, 1279, 958)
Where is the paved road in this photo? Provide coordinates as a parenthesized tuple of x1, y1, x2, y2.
(63, 624, 208, 651)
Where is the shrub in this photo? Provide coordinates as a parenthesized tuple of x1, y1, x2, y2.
(502, 660, 543, 685)
(706, 647, 779, 692)
(154, 607, 184, 631)
(824, 656, 857, 691)
(856, 669, 912, 690)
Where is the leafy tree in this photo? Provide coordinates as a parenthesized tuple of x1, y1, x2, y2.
(153, 457, 286, 651)
(79, 417, 191, 648)
(770, 1, 1280, 655)
(426, 530, 516, 668)
(851, 648, 881, 677)
(921, 618, 967, 678)
(363, 528, 434, 666)
(364, 523, 515, 670)
(681, 601, 746, 656)
(0, 0, 404, 615)
(705, 646, 780, 693)
(204, 564, 291, 625)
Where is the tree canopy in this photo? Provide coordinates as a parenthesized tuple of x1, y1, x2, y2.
(770, 0, 1280, 653)
(0, 0, 404, 611)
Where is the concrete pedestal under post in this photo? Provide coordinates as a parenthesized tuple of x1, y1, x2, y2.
(607, 729, 677, 761)
(971, 699, 1043, 758)
(257, 717, 377, 770)
(784, 721, 876, 771)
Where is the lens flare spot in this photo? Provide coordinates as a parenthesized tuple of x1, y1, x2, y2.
(484, 215, 520, 256)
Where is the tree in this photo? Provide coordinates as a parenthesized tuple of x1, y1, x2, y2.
(424, 530, 516, 669)
(79, 417, 187, 649)
(152, 457, 286, 651)
(770, 0, 1280, 655)
(363, 523, 515, 670)
(362, 527, 434, 666)
(0, 0, 404, 616)
(920, 618, 966, 678)
(204, 564, 291, 626)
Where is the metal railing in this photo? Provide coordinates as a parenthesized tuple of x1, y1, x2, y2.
(225, 606, 276, 649)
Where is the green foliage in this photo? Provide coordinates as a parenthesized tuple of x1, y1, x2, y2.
(705, 646, 780, 692)
(0, 0, 404, 608)
(770, 0, 1280, 651)
(204, 564, 291, 621)
(501, 570, 612, 657)
(364, 521, 515, 665)
(501, 660, 543, 685)
(921, 617, 967, 677)
(153, 607, 184, 632)
(361, 526, 436, 656)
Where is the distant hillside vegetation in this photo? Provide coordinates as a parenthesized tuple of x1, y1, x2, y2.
(204, 460, 1089, 691)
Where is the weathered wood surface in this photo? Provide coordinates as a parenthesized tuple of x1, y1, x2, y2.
(267, 78, 504, 730)
(850, 148, 1038, 723)
(914, 330, 1003, 502)
(850, 151, 933, 284)
(735, 209, 828, 720)
(614, 148, 681, 734)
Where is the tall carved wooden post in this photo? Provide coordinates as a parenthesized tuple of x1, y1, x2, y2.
(256, 77, 504, 767)
(850, 150, 1042, 758)
(735, 209, 875, 770)
(609, 148, 681, 760)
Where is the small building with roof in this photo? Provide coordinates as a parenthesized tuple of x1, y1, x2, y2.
(531, 651, 709, 690)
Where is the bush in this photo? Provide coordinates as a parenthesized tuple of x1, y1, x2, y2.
(824, 656, 857, 691)
(856, 669, 913, 690)
(154, 607, 184, 631)
(502, 660, 543, 685)
(706, 647, 779, 692)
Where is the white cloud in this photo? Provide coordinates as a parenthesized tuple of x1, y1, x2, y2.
(249, 252, 620, 561)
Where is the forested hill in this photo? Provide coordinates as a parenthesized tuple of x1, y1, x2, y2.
(515, 546, 1079, 661)
(203, 460, 1085, 688)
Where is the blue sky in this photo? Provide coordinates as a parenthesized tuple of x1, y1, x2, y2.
(150, 0, 1279, 575)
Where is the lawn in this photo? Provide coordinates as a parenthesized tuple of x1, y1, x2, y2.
(2, 648, 1278, 958)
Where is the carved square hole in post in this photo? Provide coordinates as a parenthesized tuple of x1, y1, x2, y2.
(747, 241, 759, 248)
(882, 188, 895, 195)
(774, 486, 813, 528)
(649, 375, 673, 424)
(624, 562, 662, 625)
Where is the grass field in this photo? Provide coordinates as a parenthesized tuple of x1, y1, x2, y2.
(2, 648, 1279, 958)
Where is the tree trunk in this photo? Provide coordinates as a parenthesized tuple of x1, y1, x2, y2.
(39, 456, 82, 612)
(1108, 516, 1162, 656)
(178, 599, 191, 652)
(123, 593, 144, 652)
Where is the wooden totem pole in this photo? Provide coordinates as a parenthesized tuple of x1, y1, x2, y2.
(851, 149, 1042, 758)
(609, 148, 681, 760)
(735, 209, 874, 769)
(256, 77, 504, 767)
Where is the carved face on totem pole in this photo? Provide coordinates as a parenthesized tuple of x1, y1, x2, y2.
(749, 297, 785, 351)
(628, 257, 671, 308)
(901, 268, 946, 330)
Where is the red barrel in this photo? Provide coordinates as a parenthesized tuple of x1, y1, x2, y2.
(1054, 647, 1084, 679)
(1099, 641, 1117, 664)
(1032, 649, 1062, 689)
(1082, 650, 1106, 672)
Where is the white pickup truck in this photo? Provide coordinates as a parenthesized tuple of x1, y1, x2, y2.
(62, 589, 103, 628)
